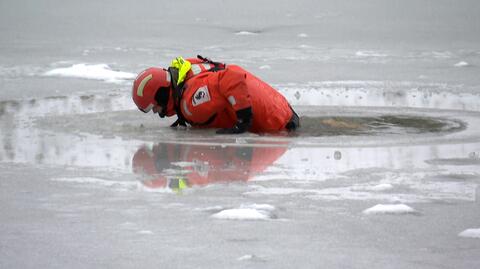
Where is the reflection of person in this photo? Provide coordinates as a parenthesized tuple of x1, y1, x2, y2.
(132, 143, 287, 190)
(132, 55, 299, 134)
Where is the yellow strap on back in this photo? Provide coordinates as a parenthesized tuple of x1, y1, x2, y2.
(170, 57, 191, 85)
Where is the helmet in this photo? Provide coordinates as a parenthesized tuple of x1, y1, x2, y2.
(132, 67, 171, 113)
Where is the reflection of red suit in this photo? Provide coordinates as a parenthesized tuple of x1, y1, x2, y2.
(178, 58, 294, 133)
(132, 143, 287, 189)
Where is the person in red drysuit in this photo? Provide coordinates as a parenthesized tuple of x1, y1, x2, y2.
(132, 142, 288, 190)
(132, 55, 299, 134)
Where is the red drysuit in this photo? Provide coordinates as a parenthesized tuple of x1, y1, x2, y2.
(173, 57, 296, 133)
(132, 143, 288, 189)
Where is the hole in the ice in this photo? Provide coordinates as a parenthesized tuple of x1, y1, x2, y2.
(295, 115, 466, 137)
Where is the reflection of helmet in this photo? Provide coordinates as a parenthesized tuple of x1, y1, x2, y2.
(132, 146, 168, 188)
(132, 68, 171, 113)
(132, 146, 157, 175)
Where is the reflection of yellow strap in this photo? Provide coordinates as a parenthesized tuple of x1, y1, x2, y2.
(178, 178, 187, 190)
(170, 57, 191, 85)
(171, 177, 188, 194)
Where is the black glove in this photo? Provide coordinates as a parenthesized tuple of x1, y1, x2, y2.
(216, 107, 252, 134)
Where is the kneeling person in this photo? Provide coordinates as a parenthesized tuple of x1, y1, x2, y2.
(132, 55, 299, 134)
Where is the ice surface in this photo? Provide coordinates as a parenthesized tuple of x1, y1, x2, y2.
(458, 228, 480, 239)
(2, 0, 480, 268)
(362, 204, 417, 215)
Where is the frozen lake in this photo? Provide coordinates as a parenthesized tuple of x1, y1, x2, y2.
(1, 0, 480, 268)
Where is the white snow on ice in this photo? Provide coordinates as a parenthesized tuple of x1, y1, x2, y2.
(211, 204, 277, 221)
(237, 254, 265, 262)
(235, 31, 259, 36)
(352, 183, 394, 192)
(454, 61, 470, 67)
(137, 230, 154, 235)
(458, 228, 480, 239)
(362, 204, 417, 215)
(237, 254, 255, 261)
(355, 50, 388, 57)
(43, 64, 136, 83)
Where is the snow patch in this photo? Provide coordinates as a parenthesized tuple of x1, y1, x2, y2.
(298, 44, 313, 49)
(211, 204, 277, 221)
(211, 209, 271, 220)
(454, 61, 470, 67)
(237, 254, 266, 262)
(458, 228, 480, 239)
(352, 183, 394, 192)
(362, 204, 417, 215)
(43, 64, 136, 83)
(237, 254, 256, 261)
(235, 31, 259, 36)
(298, 33, 308, 38)
(355, 51, 387, 57)
(137, 230, 154, 235)
(259, 65, 271, 70)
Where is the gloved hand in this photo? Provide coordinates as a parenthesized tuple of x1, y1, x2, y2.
(216, 107, 252, 135)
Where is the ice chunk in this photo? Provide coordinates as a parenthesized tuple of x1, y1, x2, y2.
(355, 51, 387, 57)
(237, 254, 266, 262)
(369, 183, 394, 192)
(43, 63, 136, 83)
(241, 203, 276, 211)
(235, 31, 258, 35)
(211, 204, 276, 220)
(458, 228, 480, 238)
(212, 208, 271, 220)
(362, 204, 417, 215)
(237, 254, 255, 261)
(137, 230, 154, 235)
(454, 61, 470, 67)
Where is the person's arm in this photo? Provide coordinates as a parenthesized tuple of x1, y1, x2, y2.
(216, 67, 253, 134)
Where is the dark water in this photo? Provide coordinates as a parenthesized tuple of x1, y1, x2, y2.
(298, 115, 466, 136)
